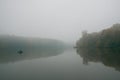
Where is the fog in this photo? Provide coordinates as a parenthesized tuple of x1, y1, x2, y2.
(0, 0, 120, 43)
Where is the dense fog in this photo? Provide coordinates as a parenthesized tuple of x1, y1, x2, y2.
(0, 0, 120, 43)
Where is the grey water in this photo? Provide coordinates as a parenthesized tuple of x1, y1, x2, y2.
(0, 48, 120, 80)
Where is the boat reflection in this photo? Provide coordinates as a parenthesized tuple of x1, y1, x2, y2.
(76, 48, 120, 71)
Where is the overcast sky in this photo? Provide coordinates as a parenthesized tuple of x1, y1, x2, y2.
(0, 0, 120, 43)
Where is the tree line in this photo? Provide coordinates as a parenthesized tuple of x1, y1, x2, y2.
(76, 23, 120, 48)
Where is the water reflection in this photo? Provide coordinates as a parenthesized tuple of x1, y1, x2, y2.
(0, 47, 65, 63)
(77, 48, 120, 71)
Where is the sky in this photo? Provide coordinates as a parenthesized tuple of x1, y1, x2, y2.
(0, 0, 120, 43)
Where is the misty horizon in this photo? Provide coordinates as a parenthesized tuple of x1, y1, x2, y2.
(0, 0, 120, 43)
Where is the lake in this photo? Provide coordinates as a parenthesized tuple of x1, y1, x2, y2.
(0, 48, 120, 80)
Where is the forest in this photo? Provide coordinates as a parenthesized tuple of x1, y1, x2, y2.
(76, 23, 120, 48)
(0, 35, 65, 51)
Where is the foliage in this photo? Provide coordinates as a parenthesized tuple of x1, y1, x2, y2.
(0, 35, 65, 51)
(76, 23, 120, 48)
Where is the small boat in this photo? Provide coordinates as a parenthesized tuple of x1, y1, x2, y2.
(17, 50, 23, 54)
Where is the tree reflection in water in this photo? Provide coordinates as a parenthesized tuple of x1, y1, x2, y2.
(0, 47, 65, 64)
(76, 48, 120, 71)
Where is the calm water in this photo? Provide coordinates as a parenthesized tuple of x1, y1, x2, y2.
(0, 48, 120, 80)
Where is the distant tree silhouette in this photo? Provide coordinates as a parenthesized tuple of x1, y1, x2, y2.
(76, 23, 120, 48)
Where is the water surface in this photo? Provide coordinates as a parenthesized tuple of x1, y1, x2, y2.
(0, 48, 120, 80)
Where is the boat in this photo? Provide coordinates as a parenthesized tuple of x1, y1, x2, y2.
(17, 50, 23, 54)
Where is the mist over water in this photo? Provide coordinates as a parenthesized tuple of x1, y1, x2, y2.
(0, 0, 120, 80)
